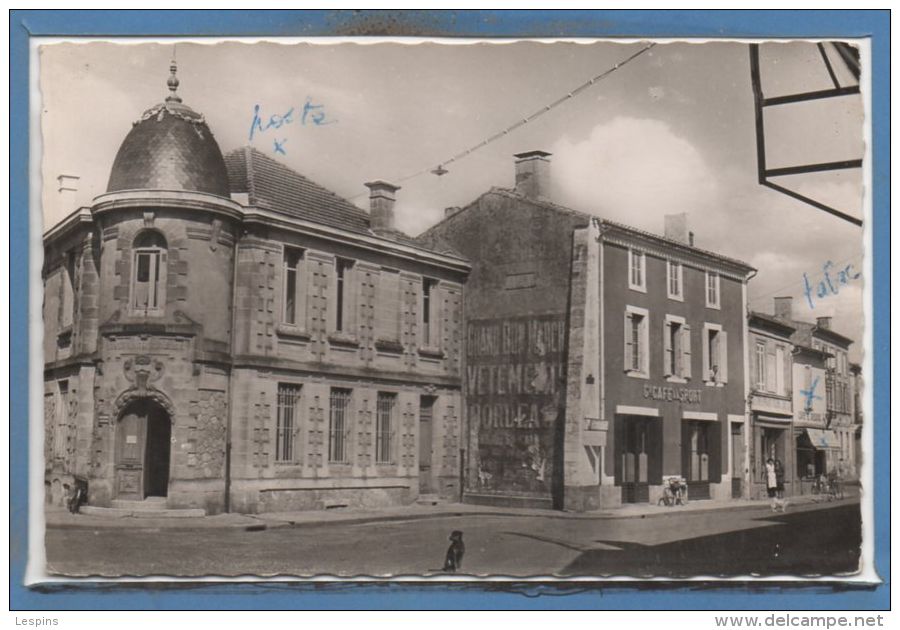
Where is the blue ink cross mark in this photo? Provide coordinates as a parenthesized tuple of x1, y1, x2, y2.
(273, 138, 287, 155)
(800, 376, 822, 413)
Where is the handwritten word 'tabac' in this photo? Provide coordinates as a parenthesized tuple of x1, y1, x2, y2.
(802, 260, 861, 310)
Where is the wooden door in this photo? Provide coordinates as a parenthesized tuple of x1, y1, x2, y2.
(622, 419, 650, 503)
(116, 407, 147, 500)
(419, 396, 435, 494)
(144, 407, 171, 497)
(731, 423, 744, 498)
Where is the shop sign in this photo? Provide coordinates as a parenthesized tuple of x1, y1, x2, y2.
(642, 384, 702, 404)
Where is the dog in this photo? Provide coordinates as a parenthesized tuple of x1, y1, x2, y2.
(443, 530, 465, 572)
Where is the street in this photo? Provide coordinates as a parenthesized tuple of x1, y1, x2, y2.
(45, 500, 861, 578)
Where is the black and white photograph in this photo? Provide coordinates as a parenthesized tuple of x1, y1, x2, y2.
(34, 37, 869, 580)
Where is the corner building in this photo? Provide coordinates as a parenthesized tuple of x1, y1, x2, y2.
(420, 151, 754, 510)
(42, 68, 469, 514)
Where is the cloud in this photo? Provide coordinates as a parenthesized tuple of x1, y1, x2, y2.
(550, 117, 719, 233)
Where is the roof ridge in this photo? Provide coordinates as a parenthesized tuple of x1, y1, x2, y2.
(236, 146, 370, 221)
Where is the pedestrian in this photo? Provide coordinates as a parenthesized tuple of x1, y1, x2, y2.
(773, 456, 787, 512)
(765, 457, 778, 512)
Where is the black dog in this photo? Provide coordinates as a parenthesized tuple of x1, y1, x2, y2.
(443, 530, 465, 572)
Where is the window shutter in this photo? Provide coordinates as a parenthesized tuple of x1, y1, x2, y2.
(719, 331, 729, 383)
(702, 328, 710, 382)
(663, 320, 673, 377)
(624, 311, 633, 372)
(681, 324, 692, 380)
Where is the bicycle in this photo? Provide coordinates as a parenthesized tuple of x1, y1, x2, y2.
(658, 477, 688, 507)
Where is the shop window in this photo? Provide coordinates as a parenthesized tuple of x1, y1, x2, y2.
(687, 422, 710, 482)
(375, 392, 396, 464)
(628, 248, 646, 292)
(328, 388, 352, 463)
(131, 230, 167, 315)
(275, 384, 302, 463)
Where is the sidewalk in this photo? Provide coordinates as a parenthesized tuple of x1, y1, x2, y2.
(45, 485, 860, 532)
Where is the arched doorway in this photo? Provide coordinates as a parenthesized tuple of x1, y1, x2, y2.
(115, 399, 171, 500)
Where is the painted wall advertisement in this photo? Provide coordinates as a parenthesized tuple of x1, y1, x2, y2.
(466, 314, 566, 497)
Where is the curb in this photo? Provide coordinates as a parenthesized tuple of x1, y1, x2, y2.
(46, 496, 858, 532)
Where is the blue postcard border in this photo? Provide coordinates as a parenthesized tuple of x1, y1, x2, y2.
(9, 9, 890, 611)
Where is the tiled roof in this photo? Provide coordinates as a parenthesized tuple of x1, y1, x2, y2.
(224, 147, 372, 235)
(107, 101, 231, 197)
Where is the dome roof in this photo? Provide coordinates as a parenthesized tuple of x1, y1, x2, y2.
(106, 62, 230, 197)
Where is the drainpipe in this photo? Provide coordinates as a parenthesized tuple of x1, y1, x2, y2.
(224, 230, 241, 513)
(743, 269, 757, 500)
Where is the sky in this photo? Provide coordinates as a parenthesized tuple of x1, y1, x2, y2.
(38, 38, 867, 359)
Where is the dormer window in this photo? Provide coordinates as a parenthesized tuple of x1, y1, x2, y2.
(131, 230, 167, 315)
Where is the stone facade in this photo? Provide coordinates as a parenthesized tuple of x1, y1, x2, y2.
(42, 71, 469, 515)
(420, 154, 754, 511)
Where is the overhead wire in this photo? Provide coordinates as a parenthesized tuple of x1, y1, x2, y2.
(345, 41, 657, 201)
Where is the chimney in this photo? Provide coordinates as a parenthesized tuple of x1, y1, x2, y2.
(816, 316, 833, 330)
(664, 213, 690, 245)
(773, 296, 793, 320)
(364, 180, 400, 233)
(514, 150, 551, 199)
(689, 231, 695, 247)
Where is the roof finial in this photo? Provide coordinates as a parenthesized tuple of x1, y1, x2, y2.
(166, 48, 181, 103)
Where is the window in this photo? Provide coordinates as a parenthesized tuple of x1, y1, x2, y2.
(421, 278, 439, 347)
(61, 251, 76, 328)
(705, 271, 720, 308)
(334, 258, 355, 333)
(775, 346, 786, 395)
(687, 422, 710, 482)
(624, 306, 649, 377)
(628, 249, 646, 292)
(755, 341, 766, 389)
(376, 269, 401, 343)
(667, 260, 683, 300)
(664, 315, 691, 380)
(702, 323, 728, 384)
(282, 248, 305, 327)
(54, 381, 69, 461)
(328, 388, 352, 463)
(375, 392, 396, 464)
(275, 384, 301, 462)
(131, 231, 167, 314)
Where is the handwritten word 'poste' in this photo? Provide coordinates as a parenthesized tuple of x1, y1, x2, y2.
(248, 100, 335, 155)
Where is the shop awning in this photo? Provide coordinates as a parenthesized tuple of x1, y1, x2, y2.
(805, 428, 840, 450)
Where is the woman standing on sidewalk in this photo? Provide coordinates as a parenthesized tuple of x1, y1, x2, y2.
(765, 458, 779, 511)
(774, 456, 787, 512)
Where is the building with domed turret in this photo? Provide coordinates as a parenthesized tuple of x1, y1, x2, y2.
(42, 62, 469, 515)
